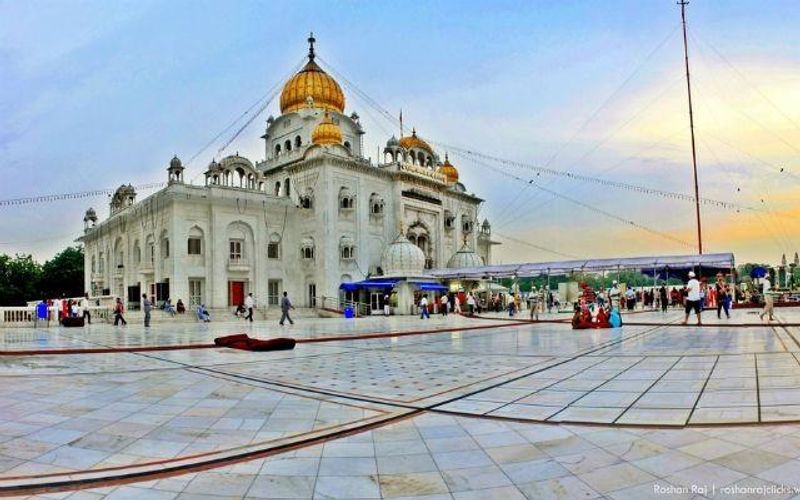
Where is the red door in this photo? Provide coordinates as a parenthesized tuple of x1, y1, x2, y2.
(229, 281, 245, 307)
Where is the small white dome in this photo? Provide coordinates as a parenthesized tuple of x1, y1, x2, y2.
(381, 232, 425, 276)
(447, 244, 484, 269)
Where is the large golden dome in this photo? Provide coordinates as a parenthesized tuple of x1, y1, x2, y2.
(312, 112, 343, 145)
(437, 153, 459, 184)
(399, 129, 434, 155)
(280, 34, 345, 114)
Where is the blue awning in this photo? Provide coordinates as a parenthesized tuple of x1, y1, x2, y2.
(411, 282, 448, 291)
(339, 279, 401, 291)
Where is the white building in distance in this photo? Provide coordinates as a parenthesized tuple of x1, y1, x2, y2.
(79, 35, 496, 314)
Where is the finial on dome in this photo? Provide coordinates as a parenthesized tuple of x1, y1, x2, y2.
(308, 32, 316, 61)
(411, 128, 417, 137)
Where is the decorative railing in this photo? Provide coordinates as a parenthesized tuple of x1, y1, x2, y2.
(227, 257, 251, 271)
(0, 306, 112, 327)
(316, 296, 369, 317)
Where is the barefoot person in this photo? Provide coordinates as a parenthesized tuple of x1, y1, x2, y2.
(760, 275, 774, 321)
(279, 291, 295, 326)
(682, 271, 702, 326)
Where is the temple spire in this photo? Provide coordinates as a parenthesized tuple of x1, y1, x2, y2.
(308, 32, 316, 61)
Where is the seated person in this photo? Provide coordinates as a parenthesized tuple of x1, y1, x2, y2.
(234, 303, 246, 318)
(176, 299, 186, 314)
(164, 299, 176, 317)
(196, 304, 211, 322)
(594, 307, 610, 328)
(609, 307, 623, 328)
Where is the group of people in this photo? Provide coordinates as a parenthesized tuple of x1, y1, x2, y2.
(417, 292, 480, 319)
(109, 290, 296, 327)
(42, 294, 94, 324)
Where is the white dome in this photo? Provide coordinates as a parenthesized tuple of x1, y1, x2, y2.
(381, 233, 425, 276)
(447, 244, 484, 268)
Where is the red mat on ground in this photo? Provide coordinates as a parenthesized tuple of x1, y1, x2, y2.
(214, 334, 296, 351)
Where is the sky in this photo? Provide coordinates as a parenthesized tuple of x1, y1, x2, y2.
(1, 0, 799, 266)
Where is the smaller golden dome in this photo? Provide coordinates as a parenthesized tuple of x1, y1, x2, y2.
(312, 112, 343, 145)
(437, 153, 459, 184)
(399, 129, 434, 155)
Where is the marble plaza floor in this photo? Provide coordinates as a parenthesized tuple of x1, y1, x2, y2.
(3, 309, 800, 498)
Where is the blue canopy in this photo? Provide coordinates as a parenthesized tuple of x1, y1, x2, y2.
(412, 282, 448, 291)
(340, 279, 400, 291)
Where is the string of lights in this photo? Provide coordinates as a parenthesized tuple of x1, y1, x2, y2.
(0, 183, 164, 208)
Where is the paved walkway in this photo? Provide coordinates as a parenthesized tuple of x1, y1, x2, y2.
(2, 310, 800, 498)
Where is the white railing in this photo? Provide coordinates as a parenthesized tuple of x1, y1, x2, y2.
(316, 296, 370, 317)
(227, 257, 251, 270)
(0, 306, 112, 327)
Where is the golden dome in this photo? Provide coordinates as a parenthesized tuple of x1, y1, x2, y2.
(437, 153, 459, 184)
(312, 112, 343, 145)
(280, 34, 345, 114)
(399, 128, 434, 155)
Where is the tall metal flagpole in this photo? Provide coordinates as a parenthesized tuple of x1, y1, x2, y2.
(679, 0, 703, 255)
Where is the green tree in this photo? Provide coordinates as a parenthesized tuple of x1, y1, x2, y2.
(0, 254, 43, 306)
(39, 246, 84, 299)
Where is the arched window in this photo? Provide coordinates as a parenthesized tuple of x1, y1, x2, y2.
(284, 178, 291, 196)
(133, 241, 141, 264)
(344, 141, 351, 151)
(300, 237, 315, 260)
(462, 215, 474, 234)
(444, 211, 455, 230)
(340, 236, 355, 260)
(274, 182, 281, 196)
(339, 187, 354, 210)
(275, 144, 281, 156)
(295, 135, 302, 148)
(267, 233, 281, 259)
(160, 231, 170, 258)
(299, 188, 314, 209)
(284, 139, 292, 152)
(91, 255, 96, 273)
(369, 193, 384, 215)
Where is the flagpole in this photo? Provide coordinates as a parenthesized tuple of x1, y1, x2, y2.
(679, 0, 703, 255)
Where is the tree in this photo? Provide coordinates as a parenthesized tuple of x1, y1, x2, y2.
(39, 246, 84, 300)
(0, 254, 43, 306)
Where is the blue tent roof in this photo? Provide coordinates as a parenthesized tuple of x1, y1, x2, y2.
(339, 279, 401, 291)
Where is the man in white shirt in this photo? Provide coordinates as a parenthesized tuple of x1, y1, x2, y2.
(419, 295, 429, 319)
(760, 276, 774, 321)
(440, 294, 449, 316)
(609, 281, 620, 309)
(244, 293, 255, 322)
(383, 294, 390, 316)
(682, 271, 702, 325)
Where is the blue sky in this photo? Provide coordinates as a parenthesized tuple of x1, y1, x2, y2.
(2, 0, 799, 264)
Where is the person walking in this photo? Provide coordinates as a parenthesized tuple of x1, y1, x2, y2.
(383, 294, 391, 316)
(244, 293, 255, 322)
(715, 274, 730, 319)
(529, 290, 540, 321)
(419, 295, 430, 319)
(466, 293, 476, 315)
(453, 294, 461, 314)
(682, 271, 702, 325)
(659, 285, 668, 313)
(279, 291, 295, 325)
(81, 293, 92, 324)
(440, 294, 449, 317)
(113, 297, 127, 326)
(142, 294, 152, 328)
(760, 275, 774, 321)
